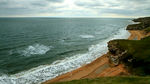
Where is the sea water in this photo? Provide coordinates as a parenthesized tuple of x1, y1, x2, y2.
(0, 18, 131, 84)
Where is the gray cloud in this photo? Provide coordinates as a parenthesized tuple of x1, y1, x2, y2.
(31, 2, 47, 7)
(100, 8, 136, 15)
(0, 0, 150, 17)
(47, 0, 64, 3)
(76, 2, 104, 8)
(0, 1, 7, 5)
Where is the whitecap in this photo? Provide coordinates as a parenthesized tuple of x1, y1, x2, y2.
(79, 35, 94, 39)
(18, 44, 52, 57)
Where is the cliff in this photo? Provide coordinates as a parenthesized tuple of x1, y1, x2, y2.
(127, 17, 150, 30)
(108, 17, 150, 76)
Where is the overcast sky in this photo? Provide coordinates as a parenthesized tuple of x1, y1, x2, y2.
(0, 0, 150, 18)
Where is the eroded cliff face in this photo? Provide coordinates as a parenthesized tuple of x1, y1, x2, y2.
(107, 40, 127, 66)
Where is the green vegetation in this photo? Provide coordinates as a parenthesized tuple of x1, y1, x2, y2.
(112, 36, 150, 75)
(53, 76, 150, 84)
(127, 17, 150, 30)
(144, 27, 150, 33)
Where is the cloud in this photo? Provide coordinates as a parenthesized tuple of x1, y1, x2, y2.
(47, 0, 64, 3)
(0, 0, 150, 17)
(31, 2, 47, 7)
(75, 1, 104, 8)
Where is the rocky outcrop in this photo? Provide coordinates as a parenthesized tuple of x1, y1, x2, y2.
(127, 17, 150, 30)
(127, 23, 144, 30)
(133, 17, 150, 22)
(107, 40, 127, 66)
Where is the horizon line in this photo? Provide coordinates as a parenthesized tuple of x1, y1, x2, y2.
(0, 16, 135, 19)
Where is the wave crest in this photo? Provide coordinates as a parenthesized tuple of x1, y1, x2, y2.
(79, 35, 94, 39)
(13, 44, 53, 57)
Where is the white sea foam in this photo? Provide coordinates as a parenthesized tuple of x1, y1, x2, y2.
(79, 35, 95, 38)
(0, 28, 130, 84)
(18, 44, 52, 56)
(128, 20, 140, 24)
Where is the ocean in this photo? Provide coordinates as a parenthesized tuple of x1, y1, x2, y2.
(0, 18, 131, 84)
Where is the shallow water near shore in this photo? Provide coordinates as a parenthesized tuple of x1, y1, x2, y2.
(0, 18, 131, 84)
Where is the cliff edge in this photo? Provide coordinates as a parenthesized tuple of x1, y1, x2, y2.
(108, 17, 150, 76)
(127, 17, 150, 30)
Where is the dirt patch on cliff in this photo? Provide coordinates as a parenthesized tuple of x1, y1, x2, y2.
(128, 30, 150, 40)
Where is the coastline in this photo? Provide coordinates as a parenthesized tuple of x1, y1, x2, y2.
(43, 30, 144, 84)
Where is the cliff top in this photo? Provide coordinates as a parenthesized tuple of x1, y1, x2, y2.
(127, 17, 150, 30)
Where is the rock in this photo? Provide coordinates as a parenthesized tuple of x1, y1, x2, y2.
(126, 17, 150, 30)
(127, 23, 144, 30)
(133, 17, 150, 22)
(107, 40, 127, 66)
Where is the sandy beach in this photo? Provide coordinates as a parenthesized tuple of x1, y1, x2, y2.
(43, 30, 147, 84)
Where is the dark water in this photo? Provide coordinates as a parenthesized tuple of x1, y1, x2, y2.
(0, 18, 131, 84)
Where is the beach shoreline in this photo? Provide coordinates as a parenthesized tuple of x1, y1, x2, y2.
(43, 29, 146, 84)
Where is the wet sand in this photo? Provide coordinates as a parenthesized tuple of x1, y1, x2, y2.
(43, 30, 148, 84)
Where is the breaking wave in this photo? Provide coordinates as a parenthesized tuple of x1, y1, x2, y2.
(0, 28, 130, 84)
(10, 44, 52, 57)
(20, 44, 52, 56)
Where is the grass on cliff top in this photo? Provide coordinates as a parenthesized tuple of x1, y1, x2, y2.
(113, 36, 150, 75)
(117, 36, 150, 61)
(144, 27, 150, 33)
(53, 76, 150, 84)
